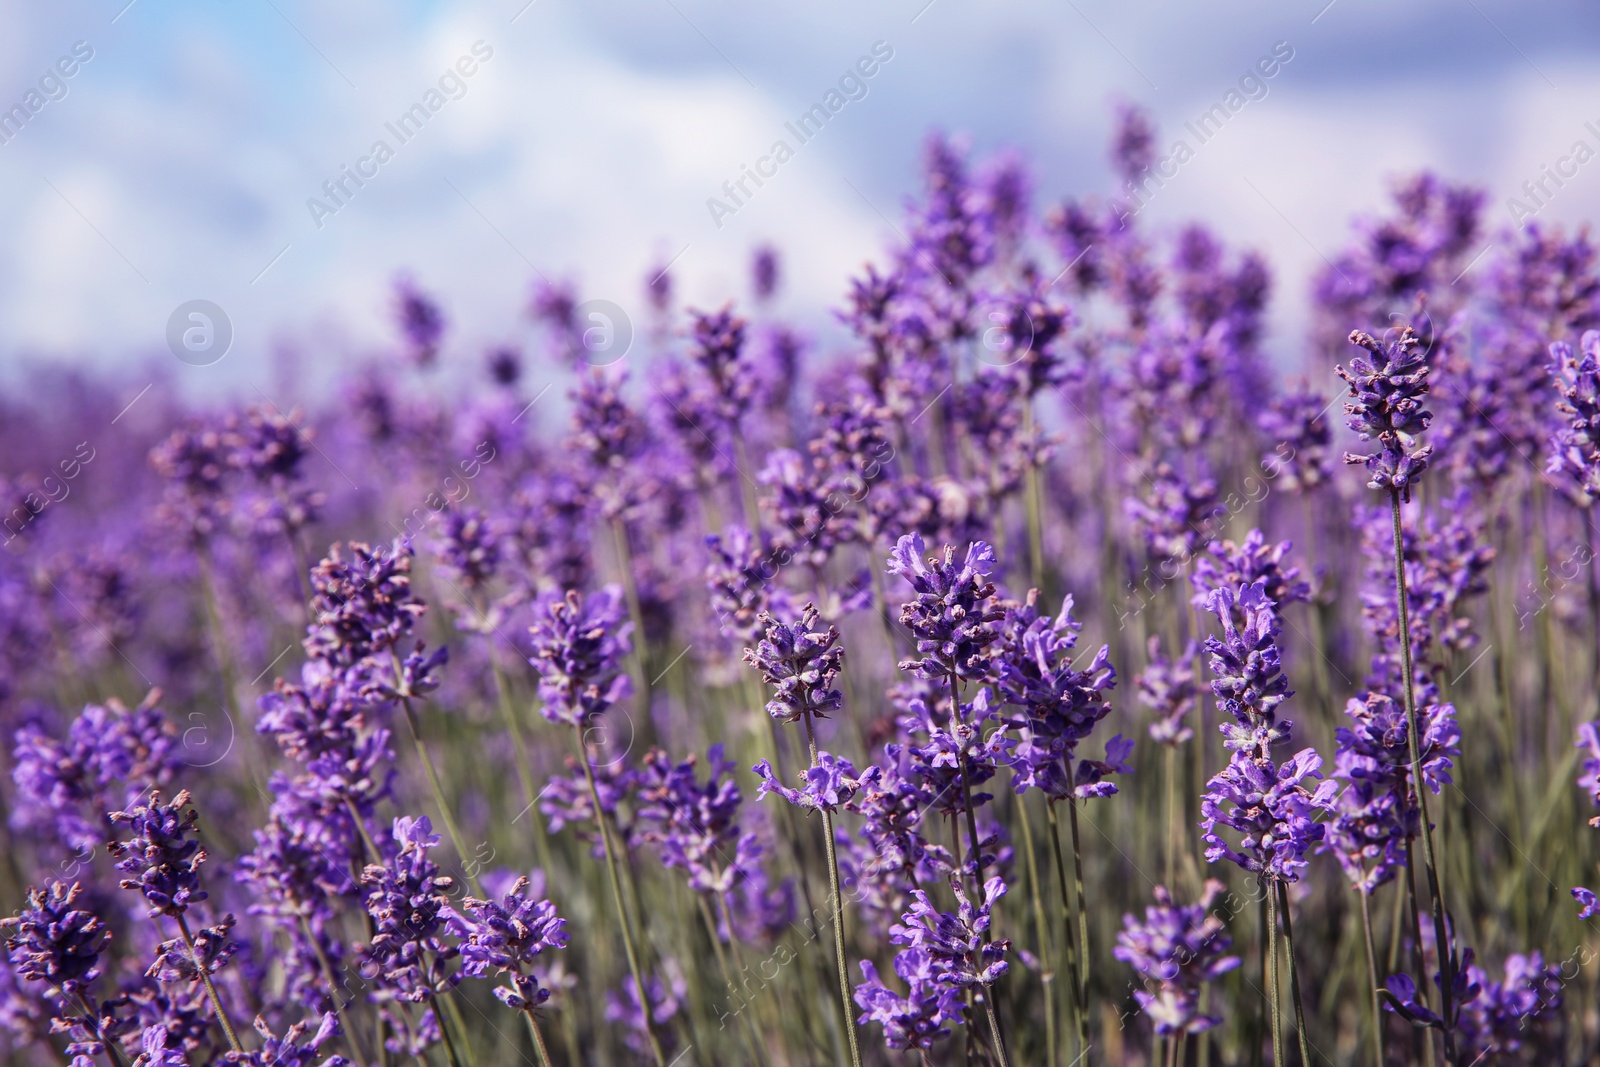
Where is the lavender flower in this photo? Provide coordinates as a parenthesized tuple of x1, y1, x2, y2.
(1337, 325, 1434, 499)
(890, 876, 1011, 988)
(605, 967, 684, 1057)
(224, 1014, 348, 1067)
(1113, 880, 1241, 1036)
(526, 587, 634, 727)
(1138, 637, 1198, 746)
(360, 816, 457, 1002)
(1546, 330, 1600, 503)
(636, 744, 761, 893)
(742, 604, 844, 723)
(1198, 581, 1294, 752)
(1190, 530, 1309, 617)
(2, 881, 109, 998)
(451, 875, 568, 1010)
(752, 752, 861, 812)
(888, 533, 1004, 683)
(394, 277, 445, 365)
(1200, 748, 1337, 883)
(995, 590, 1122, 798)
(1259, 387, 1333, 493)
(853, 951, 962, 1052)
(304, 540, 426, 667)
(108, 790, 209, 917)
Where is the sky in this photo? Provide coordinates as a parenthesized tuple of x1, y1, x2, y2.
(1, 0, 1598, 396)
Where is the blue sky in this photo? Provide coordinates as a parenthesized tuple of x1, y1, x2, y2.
(2, 0, 1597, 393)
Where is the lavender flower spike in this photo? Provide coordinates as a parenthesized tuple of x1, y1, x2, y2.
(742, 604, 844, 723)
(1114, 880, 1241, 1036)
(1336, 325, 1434, 500)
(887, 533, 1005, 683)
(526, 586, 634, 727)
(107, 790, 208, 917)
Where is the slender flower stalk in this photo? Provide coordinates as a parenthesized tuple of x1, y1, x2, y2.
(1338, 324, 1457, 1062)
(528, 585, 667, 1067)
(745, 603, 862, 1067)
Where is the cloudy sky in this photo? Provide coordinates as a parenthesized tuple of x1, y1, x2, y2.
(2, 0, 1598, 394)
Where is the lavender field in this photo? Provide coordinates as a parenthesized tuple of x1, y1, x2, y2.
(3, 108, 1599, 1067)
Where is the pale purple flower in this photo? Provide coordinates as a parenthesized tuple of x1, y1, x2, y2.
(1113, 879, 1240, 1036)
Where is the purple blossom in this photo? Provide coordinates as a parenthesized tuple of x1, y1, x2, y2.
(1200, 748, 1337, 883)
(1259, 387, 1333, 493)
(888, 533, 1004, 682)
(223, 1014, 348, 1067)
(108, 790, 209, 917)
(1546, 330, 1600, 503)
(1138, 637, 1199, 746)
(891, 876, 1011, 988)
(994, 590, 1124, 799)
(853, 951, 962, 1051)
(304, 540, 426, 667)
(752, 752, 861, 813)
(450, 875, 568, 1010)
(1126, 463, 1219, 566)
(604, 966, 684, 1057)
(148, 915, 236, 984)
(742, 604, 844, 723)
(635, 745, 761, 894)
(1113, 879, 1241, 1036)
(394, 277, 445, 365)
(751, 245, 779, 301)
(359, 816, 457, 1002)
(1197, 581, 1294, 753)
(526, 587, 634, 727)
(2, 881, 109, 997)
(1190, 530, 1309, 617)
(1337, 325, 1434, 499)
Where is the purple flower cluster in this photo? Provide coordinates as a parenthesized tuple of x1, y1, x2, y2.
(855, 877, 1010, 1051)
(1547, 330, 1600, 503)
(526, 586, 633, 727)
(1113, 880, 1240, 1036)
(450, 875, 568, 1010)
(742, 604, 844, 724)
(888, 534, 1005, 683)
(995, 590, 1124, 799)
(1336, 325, 1434, 499)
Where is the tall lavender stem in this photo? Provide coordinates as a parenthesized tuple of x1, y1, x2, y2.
(576, 733, 668, 1067)
(1389, 489, 1456, 1065)
(801, 707, 865, 1067)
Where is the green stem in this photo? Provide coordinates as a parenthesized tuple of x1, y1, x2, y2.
(1358, 886, 1385, 1067)
(176, 912, 243, 1053)
(1389, 490, 1457, 1065)
(575, 727, 668, 1067)
(1276, 880, 1313, 1067)
(1047, 799, 1090, 1059)
(1265, 883, 1284, 1067)
(802, 709, 864, 1067)
(396, 687, 482, 896)
(521, 1007, 555, 1067)
(1015, 793, 1060, 1067)
(982, 988, 1013, 1067)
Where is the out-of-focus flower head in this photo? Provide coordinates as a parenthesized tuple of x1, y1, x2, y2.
(526, 586, 633, 727)
(1113, 880, 1240, 1036)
